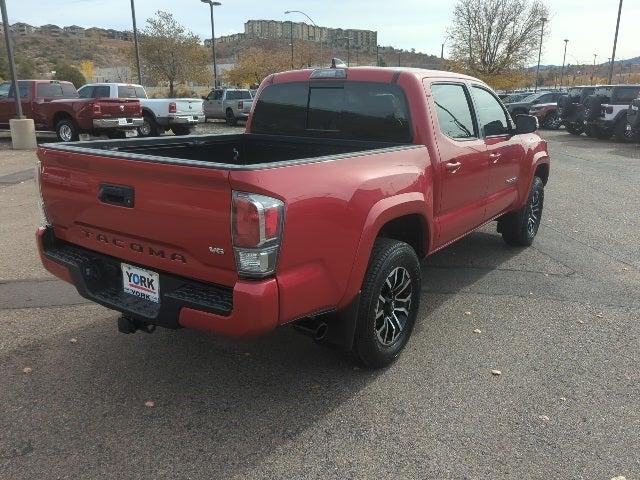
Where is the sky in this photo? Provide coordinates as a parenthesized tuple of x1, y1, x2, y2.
(5, 0, 639, 66)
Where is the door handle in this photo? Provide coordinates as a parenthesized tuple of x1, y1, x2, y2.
(98, 184, 135, 208)
(444, 161, 462, 173)
(489, 153, 501, 164)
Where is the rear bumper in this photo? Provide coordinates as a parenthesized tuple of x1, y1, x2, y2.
(92, 118, 144, 130)
(167, 114, 204, 125)
(36, 226, 279, 337)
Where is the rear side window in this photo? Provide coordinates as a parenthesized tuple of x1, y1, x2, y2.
(61, 83, 78, 97)
(431, 83, 476, 139)
(471, 86, 510, 136)
(252, 81, 412, 143)
(78, 86, 93, 98)
(94, 86, 111, 97)
(613, 87, 640, 104)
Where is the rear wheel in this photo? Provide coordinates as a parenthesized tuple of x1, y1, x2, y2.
(498, 177, 544, 247)
(138, 113, 159, 137)
(171, 125, 195, 136)
(55, 118, 79, 142)
(352, 238, 421, 369)
(542, 111, 561, 130)
(565, 123, 584, 135)
(225, 108, 237, 126)
(584, 124, 597, 138)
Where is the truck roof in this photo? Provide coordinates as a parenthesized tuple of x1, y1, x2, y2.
(271, 66, 480, 84)
(83, 82, 144, 87)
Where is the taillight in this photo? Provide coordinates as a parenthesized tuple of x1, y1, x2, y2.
(168, 102, 176, 113)
(238, 101, 243, 110)
(93, 103, 101, 115)
(232, 191, 284, 278)
(137, 102, 142, 115)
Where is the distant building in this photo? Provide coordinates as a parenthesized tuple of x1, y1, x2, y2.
(243, 19, 377, 51)
(63, 25, 86, 38)
(39, 24, 62, 37)
(206, 33, 246, 46)
(11, 22, 35, 36)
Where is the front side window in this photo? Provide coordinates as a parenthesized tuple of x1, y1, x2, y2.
(118, 85, 137, 98)
(78, 86, 94, 98)
(431, 83, 476, 140)
(613, 87, 640, 104)
(134, 86, 146, 98)
(471, 86, 510, 136)
(0, 82, 11, 98)
(93, 86, 110, 97)
(212, 90, 223, 100)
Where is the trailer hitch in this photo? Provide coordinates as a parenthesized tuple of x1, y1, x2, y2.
(117, 315, 156, 335)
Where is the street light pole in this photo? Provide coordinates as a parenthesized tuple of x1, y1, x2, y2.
(560, 39, 568, 87)
(376, 44, 380, 66)
(591, 53, 597, 85)
(285, 10, 322, 66)
(201, 0, 221, 87)
(534, 16, 547, 93)
(608, 0, 623, 84)
(289, 21, 294, 69)
(1, 0, 23, 118)
(130, 0, 142, 84)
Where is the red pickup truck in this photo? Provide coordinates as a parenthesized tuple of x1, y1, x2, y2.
(35, 67, 549, 368)
(0, 80, 143, 141)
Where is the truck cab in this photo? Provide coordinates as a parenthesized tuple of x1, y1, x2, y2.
(203, 88, 253, 126)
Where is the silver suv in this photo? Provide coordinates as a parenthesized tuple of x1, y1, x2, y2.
(203, 88, 253, 126)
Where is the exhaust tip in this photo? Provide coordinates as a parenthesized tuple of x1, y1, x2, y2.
(314, 322, 328, 341)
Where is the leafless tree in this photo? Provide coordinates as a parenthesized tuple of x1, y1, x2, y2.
(448, 0, 549, 75)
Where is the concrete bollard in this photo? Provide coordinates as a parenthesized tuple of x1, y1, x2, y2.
(9, 118, 37, 150)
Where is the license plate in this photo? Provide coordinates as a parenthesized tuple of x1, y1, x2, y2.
(124, 129, 137, 137)
(121, 263, 160, 303)
(118, 118, 129, 126)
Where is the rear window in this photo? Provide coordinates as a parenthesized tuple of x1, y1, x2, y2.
(251, 81, 412, 143)
(226, 90, 252, 100)
(36, 82, 77, 98)
(118, 85, 145, 98)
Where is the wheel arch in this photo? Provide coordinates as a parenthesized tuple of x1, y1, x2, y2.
(337, 192, 431, 311)
(51, 111, 74, 130)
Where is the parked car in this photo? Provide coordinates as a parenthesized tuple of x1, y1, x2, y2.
(626, 95, 640, 142)
(529, 102, 561, 130)
(203, 88, 253, 125)
(0, 80, 142, 142)
(584, 85, 640, 141)
(504, 91, 562, 125)
(557, 86, 596, 135)
(78, 83, 204, 137)
(502, 92, 533, 103)
(35, 66, 549, 368)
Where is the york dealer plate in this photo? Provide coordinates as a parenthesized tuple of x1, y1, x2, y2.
(121, 263, 160, 303)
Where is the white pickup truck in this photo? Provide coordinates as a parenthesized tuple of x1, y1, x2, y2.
(78, 83, 204, 137)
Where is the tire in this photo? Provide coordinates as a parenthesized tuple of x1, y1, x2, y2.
(55, 118, 79, 142)
(498, 177, 544, 247)
(613, 118, 634, 143)
(352, 238, 421, 369)
(565, 123, 584, 135)
(225, 108, 237, 126)
(584, 124, 597, 138)
(595, 128, 613, 140)
(138, 113, 159, 137)
(171, 125, 195, 136)
(542, 111, 561, 130)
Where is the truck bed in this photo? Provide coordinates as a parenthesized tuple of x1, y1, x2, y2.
(43, 133, 411, 169)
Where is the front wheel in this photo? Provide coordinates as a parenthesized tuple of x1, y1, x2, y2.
(498, 176, 544, 247)
(613, 119, 634, 143)
(352, 238, 421, 369)
(138, 113, 159, 137)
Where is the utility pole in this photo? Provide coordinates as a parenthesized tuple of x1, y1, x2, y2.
(591, 53, 597, 85)
(608, 0, 623, 84)
(130, 0, 142, 84)
(398, 50, 401, 67)
(534, 16, 547, 93)
(560, 39, 568, 87)
(0, 0, 22, 118)
(201, 1, 221, 87)
(290, 21, 294, 69)
(441, 42, 444, 60)
(376, 44, 379, 66)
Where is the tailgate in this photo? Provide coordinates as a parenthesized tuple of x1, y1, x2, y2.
(38, 148, 237, 286)
(174, 99, 204, 115)
(98, 99, 141, 118)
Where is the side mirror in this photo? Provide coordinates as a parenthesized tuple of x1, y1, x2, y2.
(515, 114, 538, 134)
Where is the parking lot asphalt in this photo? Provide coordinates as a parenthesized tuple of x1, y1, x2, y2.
(0, 128, 638, 479)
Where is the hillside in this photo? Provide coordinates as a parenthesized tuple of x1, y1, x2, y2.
(0, 33, 133, 77)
